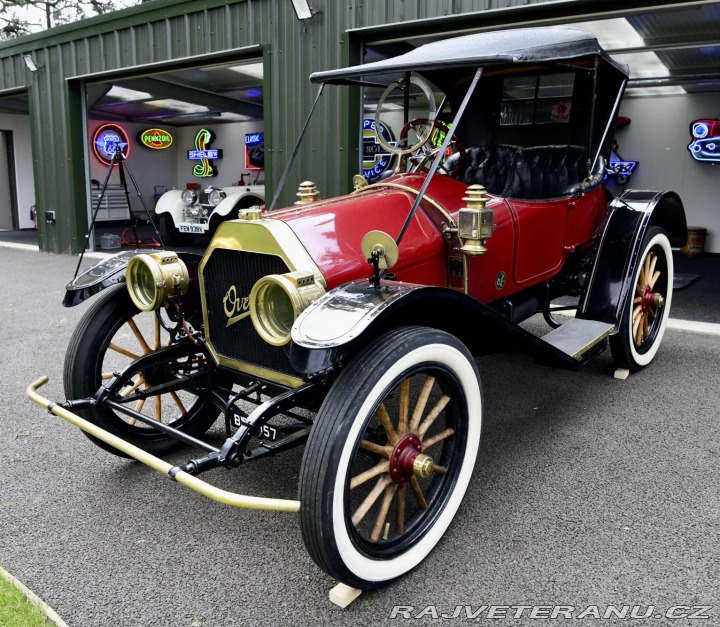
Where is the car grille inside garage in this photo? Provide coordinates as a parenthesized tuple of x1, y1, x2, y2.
(202, 248, 295, 377)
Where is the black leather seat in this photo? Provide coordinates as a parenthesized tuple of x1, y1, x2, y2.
(505, 145, 593, 200)
(446, 145, 522, 196)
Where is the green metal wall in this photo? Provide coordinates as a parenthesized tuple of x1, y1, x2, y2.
(0, 0, 634, 253)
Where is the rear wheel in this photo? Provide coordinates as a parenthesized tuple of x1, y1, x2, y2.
(610, 226, 673, 371)
(63, 285, 220, 456)
(299, 327, 482, 589)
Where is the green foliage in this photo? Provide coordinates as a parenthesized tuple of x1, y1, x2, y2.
(0, 574, 51, 627)
(0, 0, 130, 39)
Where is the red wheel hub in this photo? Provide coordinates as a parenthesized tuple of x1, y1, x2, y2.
(389, 434, 434, 484)
(641, 285, 654, 313)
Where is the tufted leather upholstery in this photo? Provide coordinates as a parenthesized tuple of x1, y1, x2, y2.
(505, 145, 591, 200)
(446, 145, 522, 195)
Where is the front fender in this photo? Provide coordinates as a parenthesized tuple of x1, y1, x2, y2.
(212, 191, 264, 219)
(578, 189, 686, 325)
(63, 250, 203, 307)
(154, 189, 184, 218)
(289, 281, 581, 375)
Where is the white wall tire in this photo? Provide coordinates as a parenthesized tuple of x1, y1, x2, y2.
(610, 227, 673, 371)
(299, 327, 482, 589)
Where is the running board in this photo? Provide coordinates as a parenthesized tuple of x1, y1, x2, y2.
(541, 319, 615, 360)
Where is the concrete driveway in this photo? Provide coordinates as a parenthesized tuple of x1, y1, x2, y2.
(1, 245, 718, 626)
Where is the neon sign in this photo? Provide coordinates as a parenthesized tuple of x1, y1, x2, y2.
(688, 119, 720, 163)
(92, 123, 130, 166)
(187, 128, 222, 177)
(362, 119, 396, 182)
(606, 160, 638, 185)
(245, 133, 264, 170)
(138, 128, 173, 150)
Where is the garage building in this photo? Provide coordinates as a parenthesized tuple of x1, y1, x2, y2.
(0, 0, 717, 254)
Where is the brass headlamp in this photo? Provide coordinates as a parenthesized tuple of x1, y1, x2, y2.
(249, 271, 325, 346)
(126, 252, 189, 312)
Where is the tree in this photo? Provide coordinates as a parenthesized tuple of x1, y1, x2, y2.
(0, 0, 132, 39)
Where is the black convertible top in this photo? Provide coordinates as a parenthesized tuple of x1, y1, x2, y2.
(311, 26, 628, 84)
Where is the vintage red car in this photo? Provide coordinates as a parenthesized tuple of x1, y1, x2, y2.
(29, 26, 686, 591)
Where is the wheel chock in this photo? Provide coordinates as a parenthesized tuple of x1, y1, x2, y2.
(329, 582, 362, 608)
(613, 367, 630, 380)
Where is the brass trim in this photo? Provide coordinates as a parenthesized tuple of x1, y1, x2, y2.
(353, 182, 456, 228)
(26, 377, 300, 512)
(198, 218, 325, 387)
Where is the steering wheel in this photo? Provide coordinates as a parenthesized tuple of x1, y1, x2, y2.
(399, 118, 466, 176)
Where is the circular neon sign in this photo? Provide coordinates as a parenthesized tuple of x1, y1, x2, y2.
(362, 118, 396, 182)
(92, 123, 130, 166)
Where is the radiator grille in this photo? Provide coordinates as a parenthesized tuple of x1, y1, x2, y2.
(202, 248, 295, 376)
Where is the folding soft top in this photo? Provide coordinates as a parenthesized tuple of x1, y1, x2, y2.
(310, 26, 628, 84)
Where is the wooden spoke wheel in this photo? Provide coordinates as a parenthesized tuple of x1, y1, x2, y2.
(299, 327, 482, 590)
(63, 285, 219, 456)
(610, 226, 673, 371)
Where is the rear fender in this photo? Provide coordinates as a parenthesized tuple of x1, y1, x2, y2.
(212, 191, 264, 219)
(578, 189, 686, 325)
(63, 250, 203, 307)
(289, 281, 580, 375)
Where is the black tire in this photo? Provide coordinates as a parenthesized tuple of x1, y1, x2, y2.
(299, 327, 482, 589)
(610, 226, 673, 371)
(158, 212, 194, 247)
(63, 285, 220, 456)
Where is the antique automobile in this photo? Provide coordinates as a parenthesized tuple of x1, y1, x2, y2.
(28, 27, 686, 591)
(154, 181, 264, 245)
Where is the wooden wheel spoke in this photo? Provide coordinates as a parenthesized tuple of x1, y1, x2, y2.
(409, 375, 435, 433)
(409, 476, 428, 509)
(649, 309, 657, 320)
(632, 305, 642, 322)
(127, 318, 153, 354)
(370, 483, 398, 541)
(108, 343, 140, 360)
(633, 297, 642, 304)
(360, 440, 393, 460)
(433, 464, 447, 475)
(417, 395, 450, 438)
(101, 372, 115, 380)
(377, 403, 399, 446)
(397, 378, 411, 436)
(120, 375, 144, 398)
(422, 427, 455, 450)
(396, 484, 406, 535)
(350, 460, 390, 490)
(648, 253, 658, 284)
(154, 315, 161, 351)
(649, 270, 661, 290)
(352, 475, 392, 527)
(154, 394, 162, 422)
(636, 284, 644, 297)
(643, 315, 650, 338)
(170, 391, 187, 415)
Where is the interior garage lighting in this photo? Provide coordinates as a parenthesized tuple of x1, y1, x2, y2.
(228, 62, 264, 80)
(570, 18, 685, 96)
(147, 99, 209, 114)
(106, 86, 153, 101)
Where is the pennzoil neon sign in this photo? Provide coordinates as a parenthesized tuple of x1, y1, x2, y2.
(138, 128, 173, 150)
(187, 128, 222, 177)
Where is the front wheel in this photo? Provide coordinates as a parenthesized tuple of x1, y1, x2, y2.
(299, 327, 482, 589)
(610, 226, 673, 371)
(157, 212, 194, 247)
(63, 285, 220, 456)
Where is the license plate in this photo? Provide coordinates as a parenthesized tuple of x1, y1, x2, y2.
(178, 224, 206, 234)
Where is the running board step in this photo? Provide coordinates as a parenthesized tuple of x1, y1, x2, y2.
(541, 319, 615, 360)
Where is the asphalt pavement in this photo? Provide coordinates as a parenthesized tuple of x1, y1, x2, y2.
(0, 245, 718, 626)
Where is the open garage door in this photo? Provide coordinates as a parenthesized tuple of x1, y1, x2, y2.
(0, 91, 33, 231)
(83, 59, 265, 245)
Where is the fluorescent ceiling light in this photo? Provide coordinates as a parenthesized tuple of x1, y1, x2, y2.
(106, 85, 153, 101)
(147, 99, 208, 114)
(228, 63, 264, 80)
(568, 18, 685, 94)
(625, 86, 686, 96)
